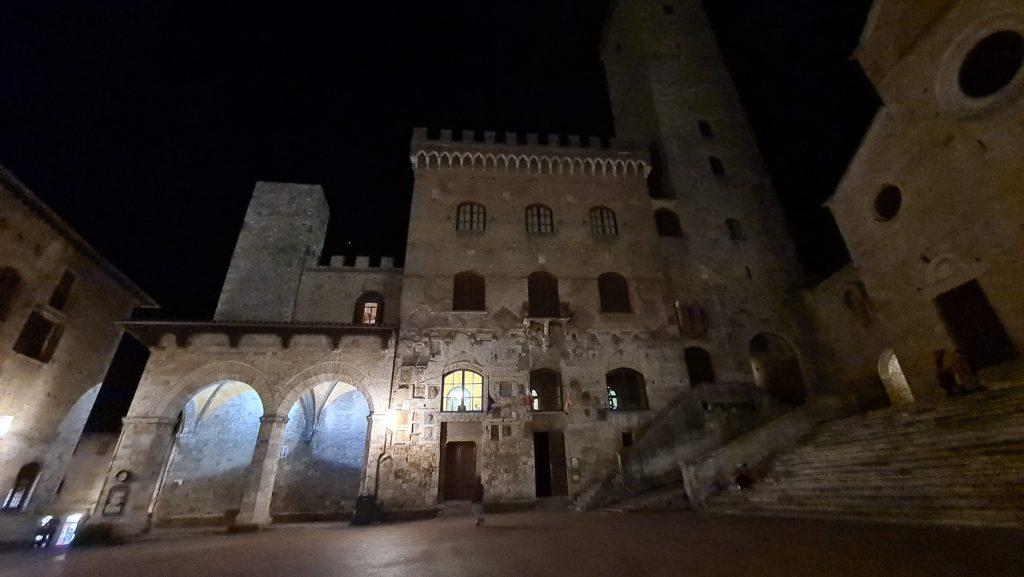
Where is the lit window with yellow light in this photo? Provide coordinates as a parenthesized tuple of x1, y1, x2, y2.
(442, 370, 483, 412)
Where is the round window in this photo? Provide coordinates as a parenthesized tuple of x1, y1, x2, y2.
(874, 185, 902, 221)
(958, 30, 1024, 98)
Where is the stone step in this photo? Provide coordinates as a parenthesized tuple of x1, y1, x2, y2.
(810, 411, 1024, 444)
(813, 399, 1024, 434)
(774, 440, 1024, 466)
(602, 484, 690, 513)
(711, 503, 1024, 527)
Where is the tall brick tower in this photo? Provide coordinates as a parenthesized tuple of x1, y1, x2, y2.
(602, 0, 814, 396)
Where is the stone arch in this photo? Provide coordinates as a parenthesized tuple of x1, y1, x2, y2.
(155, 379, 264, 524)
(749, 332, 807, 406)
(273, 361, 377, 418)
(143, 361, 272, 421)
(271, 379, 372, 519)
(878, 348, 914, 406)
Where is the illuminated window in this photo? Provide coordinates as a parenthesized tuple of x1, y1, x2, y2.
(353, 293, 384, 325)
(589, 207, 618, 236)
(2, 462, 40, 511)
(456, 202, 486, 232)
(525, 204, 554, 234)
(442, 370, 484, 412)
(56, 513, 83, 546)
(606, 368, 648, 411)
(362, 302, 379, 325)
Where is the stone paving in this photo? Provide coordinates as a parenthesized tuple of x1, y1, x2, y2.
(2, 511, 1021, 577)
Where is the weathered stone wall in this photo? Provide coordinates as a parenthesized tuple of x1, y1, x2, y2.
(827, 0, 1024, 399)
(47, 432, 118, 519)
(293, 262, 403, 325)
(215, 182, 330, 322)
(0, 168, 150, 543)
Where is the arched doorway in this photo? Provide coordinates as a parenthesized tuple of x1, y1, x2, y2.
(684, 347, 716, 385)
(154, 380, 262, 525)
(270, 381, 370, 520)
(749, 333, 807, 406)
(878, 349, 914, 406)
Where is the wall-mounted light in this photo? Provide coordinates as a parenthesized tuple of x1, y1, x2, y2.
(0, 415, 13, 437)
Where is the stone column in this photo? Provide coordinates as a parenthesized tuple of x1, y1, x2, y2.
(233, 414, 289, 528)
(91, 416, 178, 537)
(361, 412, 389, 497)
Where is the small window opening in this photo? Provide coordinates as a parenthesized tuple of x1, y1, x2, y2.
(606, 368, 648, 411)
(621, 432, 634, 447)
(2, 462, 41, 511)
(874, 185, 902, 221)
(353, 293, 385, 325)
(525, 204, 555, 235)
(655, 209, 683, 238)
(698, 120, 713, 139)
(49, 270, 75, 311)
(709, 156, 725, 176)
(453, 271, 486, 311)
(598, 273, 631, 313)
(662, 4, 675, 15)
(726, 218, 744, 241)
(958, 31, 1024, 98)
(589, 207, 618, 236)
(13, 311, 63, 362)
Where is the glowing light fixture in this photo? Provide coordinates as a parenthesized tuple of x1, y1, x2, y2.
(0, 416, 13, 438)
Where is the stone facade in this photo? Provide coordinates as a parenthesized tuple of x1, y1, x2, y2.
(818, 0, 1024, 402)
(84, 0, 1024, 536)
(0, 167, 154, 543)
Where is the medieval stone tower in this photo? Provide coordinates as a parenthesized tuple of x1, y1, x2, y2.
(602, 0, 813, 400)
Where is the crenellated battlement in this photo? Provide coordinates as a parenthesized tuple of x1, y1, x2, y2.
(410, 127, 650, 178)
(323, 256, 402, 271)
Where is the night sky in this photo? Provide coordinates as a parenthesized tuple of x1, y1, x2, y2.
(0, 1, 878, 430)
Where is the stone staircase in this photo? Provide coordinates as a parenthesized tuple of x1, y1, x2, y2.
(600, 484, 689, 513)
(706, 386, 1024, 527)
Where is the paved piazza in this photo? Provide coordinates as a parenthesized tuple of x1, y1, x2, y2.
(2, 511, 1021, 577)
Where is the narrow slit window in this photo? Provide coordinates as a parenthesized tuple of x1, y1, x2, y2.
(49, 270, 75, 311)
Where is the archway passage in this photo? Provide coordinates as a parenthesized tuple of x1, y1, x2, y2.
(271, 381, 370, 520)
(155, 380, 262, 525)
(749, 333, 807, 406)
(878, 349, 914, 406)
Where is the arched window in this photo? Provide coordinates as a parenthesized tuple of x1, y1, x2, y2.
(684, 347, 716, 385)
(0, 267, 20, 321)
(525, 204, 554, 234)
(606, 368, 648, 411)
(654, 209, 682, 238)
(2, 462, 41, 511)
(589, 207, 618, 236)
(527, 271, 560, 318)
(442, 369, 484, 412)
(598, 273, 631, 313)
(453, 271, 485, 311)
(529, 369, 563, 412)
(353, 292, 385, 325)
(726, 218, 744, 241)
(456, 202, 486, 232)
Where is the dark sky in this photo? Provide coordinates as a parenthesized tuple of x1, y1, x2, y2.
(1, 1, 878, 430)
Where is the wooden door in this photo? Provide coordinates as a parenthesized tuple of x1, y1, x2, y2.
(548, 431, 569, 497)
(443, 442, 477, 501)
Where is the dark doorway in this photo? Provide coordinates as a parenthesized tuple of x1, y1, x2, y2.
(935, 280, 1018, 371)
(533, 431, 569, 498)
(442, 442, 477, 501)
(684, 347, 716, 385)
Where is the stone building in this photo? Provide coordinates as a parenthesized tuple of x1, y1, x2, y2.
(88, 0, 1024, 535)
(0, 166, 155, 542)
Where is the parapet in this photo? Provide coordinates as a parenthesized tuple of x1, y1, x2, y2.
(324, 256, 402, 270)
(409, 127, 650, 179)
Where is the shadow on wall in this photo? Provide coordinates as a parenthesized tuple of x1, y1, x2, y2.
(271, 388, 370, 516)
(749, 333, 807, 406)
(155, 384, 262, 522)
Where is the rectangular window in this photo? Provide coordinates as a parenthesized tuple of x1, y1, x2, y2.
(13, 311, 64, 362)
(361, 302, 379, 325)
(709, 156, 725, 176)
(49, 270, 75, 311)
(698, 120, 713, 139)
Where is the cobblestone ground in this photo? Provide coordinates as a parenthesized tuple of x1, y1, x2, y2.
(2, 511, 1021, 577)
